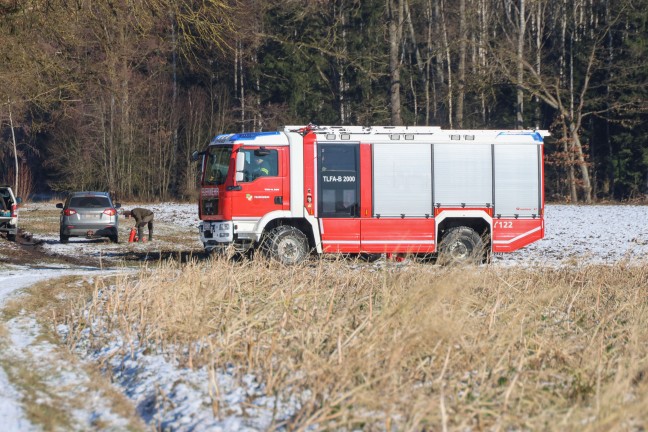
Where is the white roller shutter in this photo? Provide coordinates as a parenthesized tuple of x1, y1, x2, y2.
(494, 144, 540, 217)
(434, 144, 493, 206)
(373, 143, 433, 217)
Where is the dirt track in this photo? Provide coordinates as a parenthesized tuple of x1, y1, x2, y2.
(0, 230, 104, 267)
(1, 229, 204, 269)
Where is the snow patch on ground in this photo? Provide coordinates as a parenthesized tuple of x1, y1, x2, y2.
(493, 205, 648, 266)
(0, 367, 37, 432)
(0, 268, 134, 431)
(62, 323, 303, 430)
(4, 314, 133, 430)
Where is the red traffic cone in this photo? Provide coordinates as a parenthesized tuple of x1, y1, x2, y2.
(128, 228, 137, 243)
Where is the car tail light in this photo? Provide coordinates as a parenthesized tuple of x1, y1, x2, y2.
(103, 208, 116, 216)
(11, 204, 17, 217)
(64, 209, 77, 216)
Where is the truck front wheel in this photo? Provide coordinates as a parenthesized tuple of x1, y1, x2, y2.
(438, 226, 484, 265)
(261, 226, 309, 265)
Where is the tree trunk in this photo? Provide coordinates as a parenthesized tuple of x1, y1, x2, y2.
(568, 22, 592, 203)
(388, 0, 403, 126)
(338, 1, 349, 124)
(478, 0, 488, 124)
(533, 0, 543, 128)
(561, 122, 578, 202)
(516, 0, 526, 129)
(170, 18, 179, 198)
(7, 100, 19, 193)
(440, 0, 453, 128)
(456, 0, 466, 128)
(570, 122, 593, 203)
(239, 40, 246, 132)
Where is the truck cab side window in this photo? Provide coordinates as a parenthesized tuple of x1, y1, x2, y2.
(241, 149, 278, 181)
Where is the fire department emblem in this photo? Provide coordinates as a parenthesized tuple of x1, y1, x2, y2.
(246, 194, 253, 201)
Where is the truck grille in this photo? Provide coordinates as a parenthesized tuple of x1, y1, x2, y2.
(202, 198, 219, 216)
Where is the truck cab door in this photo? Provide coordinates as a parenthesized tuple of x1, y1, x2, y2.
(230, 147, 286, 217)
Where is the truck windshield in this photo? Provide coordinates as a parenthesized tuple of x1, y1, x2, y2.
(204, 145, 233, 185)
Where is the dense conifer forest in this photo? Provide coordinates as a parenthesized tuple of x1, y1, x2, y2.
(1, 0, 646, 202)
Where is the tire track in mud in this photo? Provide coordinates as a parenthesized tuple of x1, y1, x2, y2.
(2, 229, 205, 270)
(1, 230, 107, 269)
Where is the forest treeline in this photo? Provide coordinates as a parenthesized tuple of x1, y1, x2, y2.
(0, 0, 646, 202)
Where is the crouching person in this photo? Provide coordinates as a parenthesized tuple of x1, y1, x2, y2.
(123, 208, 154, 242)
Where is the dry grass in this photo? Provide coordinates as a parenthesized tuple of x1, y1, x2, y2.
(59, 258, 648, 431)
(1, 277, 146, 431)
(18, 202, 61, 235)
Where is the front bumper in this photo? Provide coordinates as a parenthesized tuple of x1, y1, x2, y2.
(199, 220, 234, 251)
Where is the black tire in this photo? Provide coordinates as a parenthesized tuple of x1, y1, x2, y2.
(437, 226, 484, 265)
(260, 226, 309, 265)
(7, 233, 16, 242)
(110, 234, 119, 243)
(60, 233, 69, 244)
(358, 253, 382, 263)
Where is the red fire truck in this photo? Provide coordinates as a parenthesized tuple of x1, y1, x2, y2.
(195, 125, 548, 264)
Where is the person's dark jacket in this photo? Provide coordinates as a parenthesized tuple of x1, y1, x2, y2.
(128, 207, 154, 241)
(131, 208, 154, 223)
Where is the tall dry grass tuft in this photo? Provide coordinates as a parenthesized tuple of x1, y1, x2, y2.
(64, 259, 648, 430)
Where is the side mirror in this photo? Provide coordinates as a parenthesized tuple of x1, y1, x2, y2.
(16, 197, 22, 204)
(235, 152, 246, 182)
(56, 203, 63, 209)
(191, 150, 201, 161)
(114, 203, 121, 209)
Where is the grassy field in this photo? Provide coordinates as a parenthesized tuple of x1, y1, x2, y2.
(11, 202, 648, 430)
(34, 258, 646, 431)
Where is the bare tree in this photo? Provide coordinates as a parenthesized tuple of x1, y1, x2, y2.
(456, 0, 467, 127)
(387, 0, 404, 125)
(515, 0, 526, 129)
(501, 0, 646, 203)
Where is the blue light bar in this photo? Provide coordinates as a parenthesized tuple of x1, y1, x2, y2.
(496, 131, 545, 142)
(212, 131, 281, 144)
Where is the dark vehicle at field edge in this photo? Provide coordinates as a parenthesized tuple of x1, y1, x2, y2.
(0, 185, 22, 241)
(56, 192, 121, 243)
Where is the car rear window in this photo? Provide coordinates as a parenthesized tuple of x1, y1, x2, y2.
(69, 196, 112, 208)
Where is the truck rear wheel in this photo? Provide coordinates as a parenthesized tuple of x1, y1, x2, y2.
(261, 226, 309, 265)
(358, 253, 382, 263)
(438, 226, 484, 265)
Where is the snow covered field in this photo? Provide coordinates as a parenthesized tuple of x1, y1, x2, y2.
(494, 204, 648, 266)
(2, 203, 648, 431)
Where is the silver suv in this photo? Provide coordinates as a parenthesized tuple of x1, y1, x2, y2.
(56, 192, 121, 243)
(0, 185, 21, 242)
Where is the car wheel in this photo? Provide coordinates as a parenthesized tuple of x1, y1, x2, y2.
(260, 226, 309, 265)
(437, 226, 484, 265)
(110, 234, 119, 243)
(7, 233, 16, 242)
(60, 231, 69, 244)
